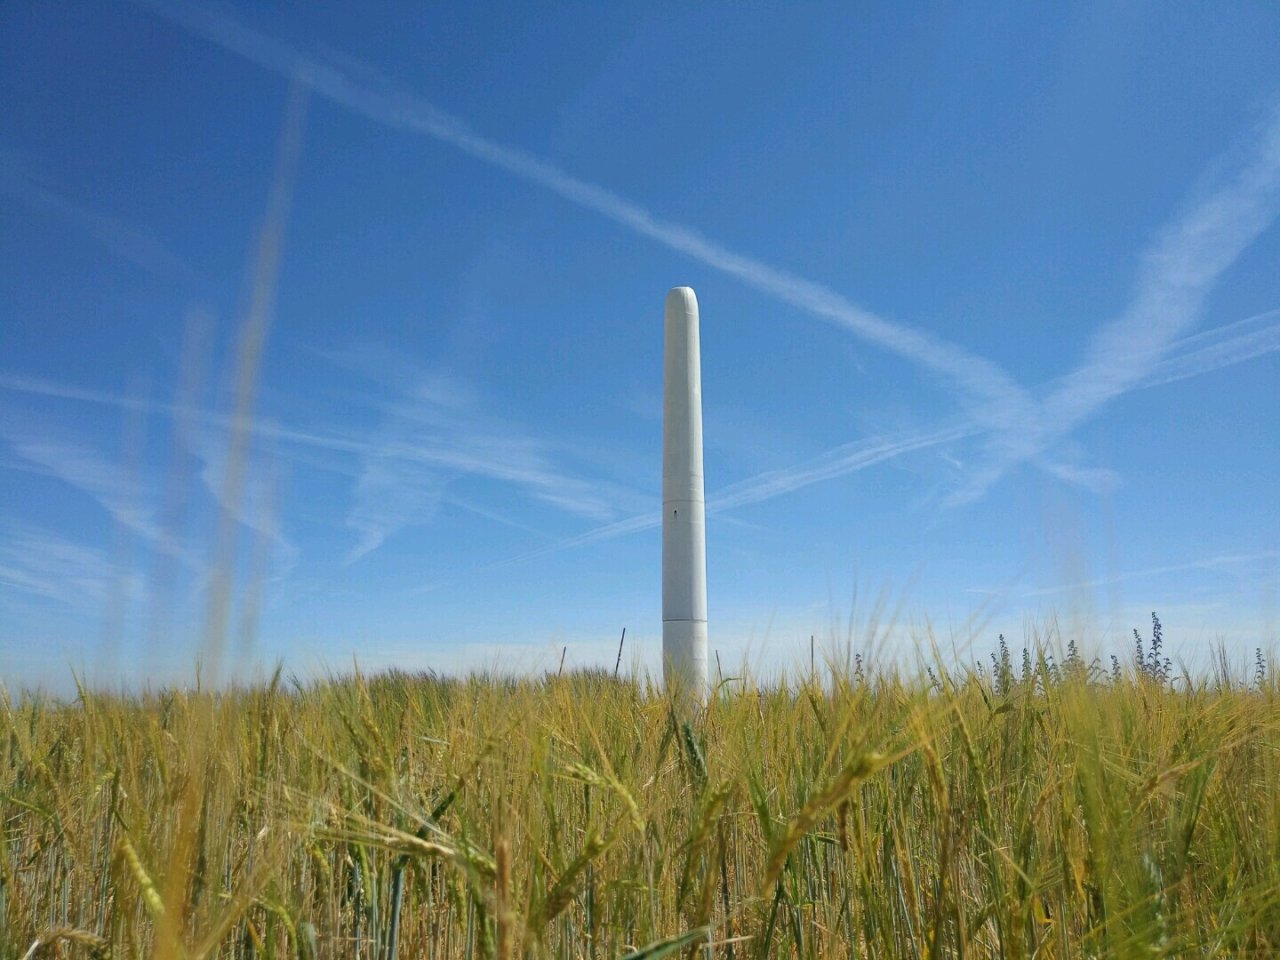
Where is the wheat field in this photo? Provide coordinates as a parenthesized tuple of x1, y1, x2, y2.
(4, 634, 1279, 959)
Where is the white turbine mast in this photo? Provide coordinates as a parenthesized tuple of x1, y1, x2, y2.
(662, 286, 709, 700)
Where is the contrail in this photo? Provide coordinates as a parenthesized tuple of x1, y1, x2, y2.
(1139, 306, 1280, 389)
(476, 303, 1280, 567)
(708, 422, 977, 512)
(5, 305, 1274, 419)
(1018, 549, 1280, 599)
(491, 421, 981, 569)
(1049, 106, 1280, 422)
(952, 104, 1280, 503)
(131, 1, 1280, 514)
(130, 0, 1035, 433)
(4, 297, 1276, 579)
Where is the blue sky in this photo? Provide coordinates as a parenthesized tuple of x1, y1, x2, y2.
(2, 1, 1278, 692)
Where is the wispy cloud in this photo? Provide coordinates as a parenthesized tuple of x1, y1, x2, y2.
(0, 374, 313, 558)
(0, 147, 197, 282)
(346, 458, 447, 564)
(0, 366, 642, 558)
(188, 429, 299, 574)
(0, 420, 182, 559)
(0, 396, 292, 582)
(1034, 459, 1122, 495)
(132, 0, 1036, 434)
(0, 373, 157, 410)
(951, 105, 1280, 503)
(0, 522, 136, 609)
(329, 356, 646, 563)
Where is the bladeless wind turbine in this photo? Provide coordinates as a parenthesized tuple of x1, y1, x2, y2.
(662, 287, 709, 699)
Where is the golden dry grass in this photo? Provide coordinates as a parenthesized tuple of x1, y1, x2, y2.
(4, 647, 1279, 959)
